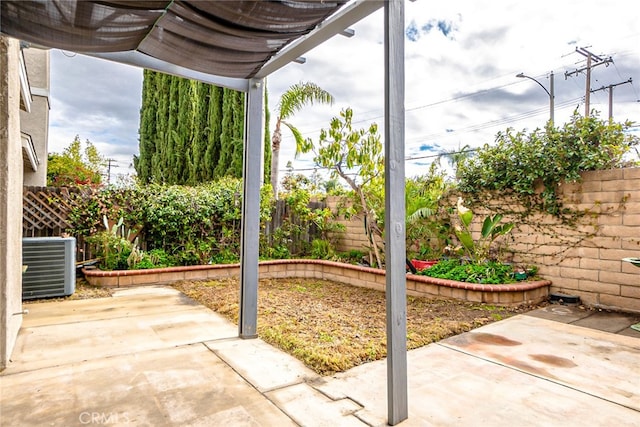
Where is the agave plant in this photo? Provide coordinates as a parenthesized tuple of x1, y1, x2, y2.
(454, 198, 514, 263)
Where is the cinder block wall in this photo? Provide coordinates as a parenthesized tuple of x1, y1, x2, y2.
(327, 168, 640, 313)
(325, 196, 370, 254)
(526, 168, 640, 312)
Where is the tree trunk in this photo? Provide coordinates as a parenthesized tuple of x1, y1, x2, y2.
(270, 120, 282, 197)
(335, 166, 383, 268)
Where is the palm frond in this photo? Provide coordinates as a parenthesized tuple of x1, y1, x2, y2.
(279, 82, 334, 120)
(282, 122, 307, 157)
(407, 207, 436, 224)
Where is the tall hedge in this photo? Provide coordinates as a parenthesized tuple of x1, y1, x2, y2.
(135, 71, 271, 184)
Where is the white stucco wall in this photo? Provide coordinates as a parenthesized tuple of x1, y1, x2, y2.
(20, 47, 50, 186)
(0, 36, 24, 370)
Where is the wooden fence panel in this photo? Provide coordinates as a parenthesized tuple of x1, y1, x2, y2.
(22, 186, 94, 261)
(24, 186, 326, 262)
(265, 199, 324, 256)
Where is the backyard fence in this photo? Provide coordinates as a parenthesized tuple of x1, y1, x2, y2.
(22, 186, 325, 262)
(263, 199, 325, 257)
(22, 186, 92, 262)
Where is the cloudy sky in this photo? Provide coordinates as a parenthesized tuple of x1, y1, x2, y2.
(48, 0, 640, 182)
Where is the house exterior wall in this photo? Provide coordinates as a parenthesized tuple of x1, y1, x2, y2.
(20, 47, 50, 186)
(0, 36, 25, 370)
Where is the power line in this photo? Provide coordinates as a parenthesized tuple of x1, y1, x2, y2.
(282, 148, 477, 174)
(405, 97, 582, 145)
(280, 80, 527, 142)
(105, 158, 118, 184)
(591, 78, 633, 119)
(565, 47, 614, 117)
(406, 148, 477, 162)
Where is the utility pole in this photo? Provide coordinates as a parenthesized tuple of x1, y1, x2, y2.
(565, 47, 613, 117)
(591, 78, 632, 120)
(105, 158, 118, 184)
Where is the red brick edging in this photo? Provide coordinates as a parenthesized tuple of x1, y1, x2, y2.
(83, 259, 551, 306)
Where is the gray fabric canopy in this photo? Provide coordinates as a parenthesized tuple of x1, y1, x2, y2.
(1, 0, 348, 78)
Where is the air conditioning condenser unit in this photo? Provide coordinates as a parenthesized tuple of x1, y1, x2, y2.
(22, 237, 76, 300)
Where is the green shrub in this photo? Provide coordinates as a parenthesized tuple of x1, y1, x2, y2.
(86, 231, 133, 270)
(457, 112, 639, 214)
(454, 198, 513, 264)
(311, 238, 334, 260)
(419, 259, 517, 284)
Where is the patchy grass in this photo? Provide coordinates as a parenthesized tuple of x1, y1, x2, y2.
(23, 278, 113, 304)
(174, 277, 537, 375)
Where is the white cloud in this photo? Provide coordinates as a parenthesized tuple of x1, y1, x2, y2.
(48, 0, 640, 182)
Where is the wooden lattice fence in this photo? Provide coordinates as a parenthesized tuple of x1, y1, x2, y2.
(22, 186, 93, 261)
(23, 186, 74, 236)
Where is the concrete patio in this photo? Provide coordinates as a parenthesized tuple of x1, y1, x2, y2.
(1, 285, 639, 426)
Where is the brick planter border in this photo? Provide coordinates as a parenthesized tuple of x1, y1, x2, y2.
(83, 259, 551, 306)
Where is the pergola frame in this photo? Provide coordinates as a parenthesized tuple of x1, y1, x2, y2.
(1, 0, 408, 423)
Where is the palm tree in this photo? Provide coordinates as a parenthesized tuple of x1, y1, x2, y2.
(439, 143, 474, 180)
(270, 82, 334, 197)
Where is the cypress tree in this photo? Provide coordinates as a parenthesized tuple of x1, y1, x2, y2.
(215, 88, 234, 177)
(263, 86, 272, 185)
(151, 72, 171, 183)
(229, 90, 245, 177)
(173, 77, 191, 183)
(189, 81, 207, 184)
(138, 71, 272, 184)
(136, 69, 158, 182)
(204, 85, 223, 181)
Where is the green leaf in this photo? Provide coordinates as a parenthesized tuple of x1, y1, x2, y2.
(455, 229, 474, 252)
(459, 210, 472, 228)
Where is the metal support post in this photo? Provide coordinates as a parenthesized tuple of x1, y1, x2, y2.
(384, 0, 408, 424)
(239, 78, 264, 339)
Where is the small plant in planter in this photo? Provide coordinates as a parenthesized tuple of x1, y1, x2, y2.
(86, 215, 138, 270)
(410, 259, 439, 271)
(454, 197, 514, 264)
(416, 199, 533, 284)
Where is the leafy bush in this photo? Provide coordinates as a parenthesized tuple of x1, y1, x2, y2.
(66, 177, 340, 269)
(405, 165, 452, 259)
(86, 231, 133, 270)
(419, 259, 517, 284)
(311, 238, 334, 260)
(128, 248, 175, 270)
(457, 112, 639, 214)
(141, 179, 244, 263)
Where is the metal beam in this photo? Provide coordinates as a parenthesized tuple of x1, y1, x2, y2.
(238, 78, 264, 338)
(254, 0, 384, 78)
(86, 51, 250, 92)
(384, 0, 408, 424)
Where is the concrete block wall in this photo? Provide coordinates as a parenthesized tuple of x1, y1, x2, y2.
(327, 168, 640, 313)
(534, 168, 640, 312)
(479, 168, 640, 312)
(325, 196, 371, 254)
(83, 259, 549, 306)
